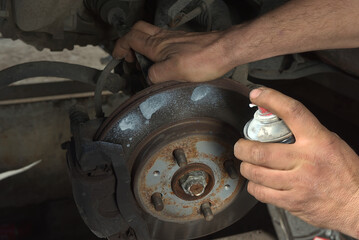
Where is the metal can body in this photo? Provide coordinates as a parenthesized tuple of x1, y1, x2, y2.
(243, 107, 294, 143)
(243, 106, 341, 240)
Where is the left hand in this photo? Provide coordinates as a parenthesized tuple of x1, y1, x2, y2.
(112, 21, 236, 83)
(234, 87, 359, 238)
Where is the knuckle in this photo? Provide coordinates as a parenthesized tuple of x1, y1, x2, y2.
(145, 35, 158, 51)
(251, 145, 267, 164)
(251, 167, 263, 182)
(285, 150, 298, 163)
(148, 67, 157, 82)
(172, 57, 189, 79)
(247, 181, 257, 195)
(282, 191, 305, 212)
(133, 20, 145, 29)
(314, 132, 342, 165)
(239, 162, 248, 177)
(286, 198, 303, 212)
(288, 172, 300, 188)
(248, 182, 266, 202)
(157, 28, 169, 36)
(295, 193, 308, 209)
(287, 99, 306, 118)
(323, 132, 339, 147)
(174, 56, 185, 68)
(291, 188, 309, 210)
(234, 139, 244, 159)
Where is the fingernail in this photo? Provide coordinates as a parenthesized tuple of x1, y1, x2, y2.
(250, 89, 263, 99)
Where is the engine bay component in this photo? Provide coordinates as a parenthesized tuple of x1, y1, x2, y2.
(84, 0, 145, 35)
(66, 79, 257, 239)
(0, 0, 144, 51)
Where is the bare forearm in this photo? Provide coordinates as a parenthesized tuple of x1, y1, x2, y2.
(224, 0, 359, 66)
(113, 0, 359, 82)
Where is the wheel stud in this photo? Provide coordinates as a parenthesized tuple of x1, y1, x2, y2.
(201, 202, 214, 221)
(224, 160, 238, 179)
(151, 192, 164, 211)
(173, 148, 187, 167)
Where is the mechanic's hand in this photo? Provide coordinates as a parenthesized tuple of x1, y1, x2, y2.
(234, 87, 359, 238)
(112, 21, 235, 83)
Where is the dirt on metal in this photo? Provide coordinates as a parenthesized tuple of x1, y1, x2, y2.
(132, 121, 244, 222)
(171, 163, 214, 201)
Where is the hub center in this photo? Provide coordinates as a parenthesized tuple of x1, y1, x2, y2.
(172, 163, 214, 201)
(180, 170, 209, 197)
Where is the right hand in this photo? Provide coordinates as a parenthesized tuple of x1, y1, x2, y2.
(234, 88, 359, 238)
(112, 21, 235, 83)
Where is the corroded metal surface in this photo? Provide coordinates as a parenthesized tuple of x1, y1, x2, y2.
(96, 79, 257, 239)
(133, 126, 242, 222)
(176, 166, 211, 198)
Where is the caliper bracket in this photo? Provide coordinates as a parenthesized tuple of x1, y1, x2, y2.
(65, 117, 150, 240)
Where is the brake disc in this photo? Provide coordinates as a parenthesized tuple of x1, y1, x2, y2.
(95, 79, 257, 240)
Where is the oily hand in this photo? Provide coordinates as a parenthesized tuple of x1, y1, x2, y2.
(234, 87, 359, 237)
(113, 21, 234, 83)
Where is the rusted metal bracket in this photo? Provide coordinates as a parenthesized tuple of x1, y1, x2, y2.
(66, 113, 150, 240)
(109, 142, 150, 240)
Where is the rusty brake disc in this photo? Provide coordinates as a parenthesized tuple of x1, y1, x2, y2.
(96, 79, 257, 240)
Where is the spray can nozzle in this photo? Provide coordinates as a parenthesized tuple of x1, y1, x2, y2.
(249, 104, 273, 116)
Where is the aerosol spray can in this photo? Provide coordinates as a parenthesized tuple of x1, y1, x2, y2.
(243, 105, 295, 144)
(243, 105, 341, 240)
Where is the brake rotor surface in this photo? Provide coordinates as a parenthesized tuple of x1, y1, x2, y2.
(96, 79, 257, 240)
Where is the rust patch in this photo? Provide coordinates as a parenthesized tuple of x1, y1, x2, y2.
(132, 119, 245, 222)
(171, 163, 214, 201)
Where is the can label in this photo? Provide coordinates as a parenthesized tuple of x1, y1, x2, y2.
(243, 106, 294, 143)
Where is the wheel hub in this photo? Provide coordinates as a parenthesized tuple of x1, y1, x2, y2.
(96, 79, 257, 239)
(178, 167, 209, 197)
(133, 119, 242, 222)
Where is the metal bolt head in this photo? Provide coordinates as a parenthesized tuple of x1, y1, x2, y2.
(180, 171, 208, 197)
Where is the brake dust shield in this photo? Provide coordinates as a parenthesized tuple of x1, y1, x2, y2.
(95, 79, 257, 240)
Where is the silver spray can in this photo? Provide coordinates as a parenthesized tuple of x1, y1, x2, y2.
(243, 105, 340, 239)
(243, 105, 295, 144)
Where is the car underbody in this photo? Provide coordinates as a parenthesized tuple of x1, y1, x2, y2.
(0, 0, 358, 239)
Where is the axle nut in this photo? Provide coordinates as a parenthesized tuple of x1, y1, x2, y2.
(180, 170, 208, 197)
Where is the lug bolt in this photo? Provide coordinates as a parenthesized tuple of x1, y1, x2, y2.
(224, 160, 238, 179)
(151, 192, 164, 211)
(201, 202, 214, 221)
(173, 148, 187, 167)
